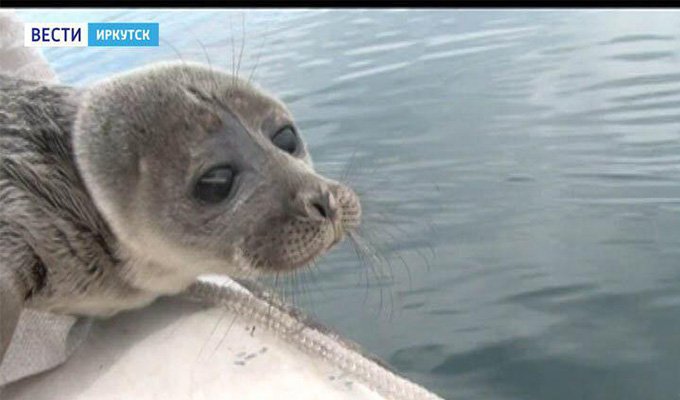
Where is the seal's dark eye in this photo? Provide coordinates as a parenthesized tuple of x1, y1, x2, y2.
(272, 126, 298, 155)
(194, 166, 235, 204)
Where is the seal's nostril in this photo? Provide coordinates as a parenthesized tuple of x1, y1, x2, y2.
(312, 201, 328, 219)
(308, 191, 337, 221)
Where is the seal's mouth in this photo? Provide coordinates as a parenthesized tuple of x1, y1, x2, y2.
(269, 220, 352, 272)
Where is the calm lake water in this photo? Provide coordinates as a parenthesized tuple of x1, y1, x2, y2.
(18, 9, 680, 400)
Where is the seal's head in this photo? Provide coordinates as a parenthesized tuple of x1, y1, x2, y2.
(73, 62, 361, 292)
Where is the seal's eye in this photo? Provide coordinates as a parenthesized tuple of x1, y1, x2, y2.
(272, 126, 298, 155)
(194, 166, 235, 204)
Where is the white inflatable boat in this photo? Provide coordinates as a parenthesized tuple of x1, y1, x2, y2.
(1, 277, 442, 400)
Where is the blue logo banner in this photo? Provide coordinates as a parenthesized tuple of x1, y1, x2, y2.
(87, 22, 159, 47)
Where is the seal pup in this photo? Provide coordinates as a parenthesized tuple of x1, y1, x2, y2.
(0, 61, 362, 363)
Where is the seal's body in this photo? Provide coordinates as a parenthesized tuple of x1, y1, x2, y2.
(0, 63, 362, 363)
(0, 76, 151, 317)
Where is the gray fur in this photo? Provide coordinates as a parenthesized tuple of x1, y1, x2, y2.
(0, 62, 361, 363)
(0, 76, 143, 315)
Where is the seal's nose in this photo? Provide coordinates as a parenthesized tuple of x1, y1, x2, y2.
(292, 188, 339, 222)
(310, 190, 338, 222)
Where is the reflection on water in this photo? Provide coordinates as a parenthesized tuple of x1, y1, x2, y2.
(18, 9, 680, 400)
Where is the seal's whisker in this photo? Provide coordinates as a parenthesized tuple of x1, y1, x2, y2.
(360, 195, 438, 273)
(356, 229, 395, 283)
(360, 228, 400, 318)
(353, 177, 441, 249)
(193, 37, 222, 93)
(210, 309, 241, 358)
(297, 266, 316, 318)
(160, 38, 186, 65)
(288, 270, 295, 308)
(380, 220, 434, 273)
(348, 237, 373, 307)
(369, 227, 414, 291)
(290, 269, 300, 307)
(236, 13, 246, 79)
(283, 270, 292, 306)
(360, 216, 419, 225)
(267, 271, 280, 328)
(229, 14, 237, 86)
(196, 301, 228, 361)
(247, 28, 270, 84)
(369, 219, 427, 290)
(341, 155, 381, 189)
(348, 231, 396, 319)
(350, 233, 384, 292)
(207, 269, 256, 359)
(340, 147, 360, 184)
(306, 260, 320, 287)
(292, 270, 301, 309)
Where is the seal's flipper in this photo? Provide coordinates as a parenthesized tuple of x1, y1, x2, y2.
(0, 273, 23, 364)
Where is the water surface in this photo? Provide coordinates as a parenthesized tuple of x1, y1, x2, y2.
(18, 9, 680, 400)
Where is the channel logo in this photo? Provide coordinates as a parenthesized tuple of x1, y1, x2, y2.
(24, 22, 159, 47)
